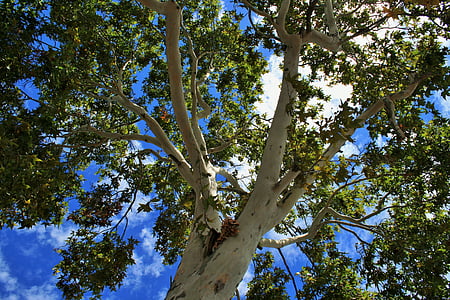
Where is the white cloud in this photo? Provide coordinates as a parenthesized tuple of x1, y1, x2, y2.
(340, 141, 360, 157)
(257, 54, 283, 118)
(237, 265, 253, 297)
(0, 248, 59, 300)
(18, 224, 76, 248)
(375, 134, 387, 148)
(258, 52, 353, 123)
(432, 91, 450, 118)
(122, 228, 165, 289)
(252, 14, 264, 25)
(21, 283, 60, 300)
(140, 228, 157, 256)
(0, 257, 18, 293)
(315, 82, 353, 102)
(157, 288, 169, 300)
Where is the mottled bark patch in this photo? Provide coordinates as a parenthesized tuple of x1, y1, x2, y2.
(214, 274, 229, 293)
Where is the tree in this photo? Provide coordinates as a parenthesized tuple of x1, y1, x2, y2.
(1, 0, 449, 299)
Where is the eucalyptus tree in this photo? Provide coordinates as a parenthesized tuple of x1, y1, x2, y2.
(1, 0, 449, 299)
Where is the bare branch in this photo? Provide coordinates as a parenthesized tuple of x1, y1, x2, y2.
(277, 0, 291, 37)
(215, 167, 248, 194)
(180, 15, 210, 157)
(324, 0, 339, 36)
(259, 232, 312, 248)
(324, 219, 381, 234)
(325, 208, 383, 234)
(338, 224, 371, 245)
(319, 73, 431, 166)
(165, 3, 206, 171)
(247, 8, 281, 43)
(260, 206, 328, 248)
(239, 0, 296, 42)
(358, 205, 404, 223)
(304, 0, 319, 33)
(137, 148, 171, 163)
(277, 248, 300, 296)
(384, 96, 406, 139)
(136, 0, 167, 14)
(239, 0, 274, 24)
(304, 29, 341, 52)
(341, 16, 388, 43)
(273, 170, 300, 195)
(253, 45, 301, 189)
(77, 125, 162, 146)
(261, 204, 386, 249)
(57, 140, 108, 149)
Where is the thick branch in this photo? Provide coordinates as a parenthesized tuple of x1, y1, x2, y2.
(111, 94, 189, 167)
(260, 206, 328, 248)
(136, 0, 167, 14)
(215, 167, 248, 194)
(259, 232, 311, 248)
(304, 29, 341, 52)
(273, 74, 430, 224)
(276, 0, 291, 38)
(319, 73, 429, 168)
(165, 3, 205, 171)
(324, 0, 339, 36)
(182, 19, 211, 157)
(326, 207, 376, 227)
(260, 205, 385, 248)
(273, 170, 299, 195)
(324, 220, 380, 234)
(239, 0, 294, 41)
(255, 45, 301, 186)
(384, 96, 406, 139)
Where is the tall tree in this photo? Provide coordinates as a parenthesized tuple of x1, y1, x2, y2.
(1, 0, 449, 299)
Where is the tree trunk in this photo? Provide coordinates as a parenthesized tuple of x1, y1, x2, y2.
(165, 221, 261, 300)
(165, 40, 301, 300)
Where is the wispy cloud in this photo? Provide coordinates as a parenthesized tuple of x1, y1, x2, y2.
(257, 54, 283, 118)
(17, 224, 76, 248)
(0, 251, 18, 293)
(0, 248, 60, 300)
(122, 228, 166, 289)
(431, 91, 450, 118)
(157, 288, 169, 300)
(340, 141, 360, 157)
(237, 265, 253, 298)
(258, 52, 354, 122)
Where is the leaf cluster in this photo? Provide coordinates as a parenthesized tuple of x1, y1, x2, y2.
(54, 230, 138, 300)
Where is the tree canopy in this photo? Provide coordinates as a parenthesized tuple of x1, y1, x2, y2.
(1, 0, 449, 299)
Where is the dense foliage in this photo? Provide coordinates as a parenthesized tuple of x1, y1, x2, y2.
(1, 0, 449, 299)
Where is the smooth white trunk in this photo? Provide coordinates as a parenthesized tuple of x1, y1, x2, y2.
(166, 222, 261, 300)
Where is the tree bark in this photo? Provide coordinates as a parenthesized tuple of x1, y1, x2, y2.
(165, 40, 302, 300)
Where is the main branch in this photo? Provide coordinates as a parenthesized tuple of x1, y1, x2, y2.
(272, 73, 431, 226)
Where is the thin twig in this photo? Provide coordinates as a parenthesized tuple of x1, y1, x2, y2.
(277, 248, 299, 296)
